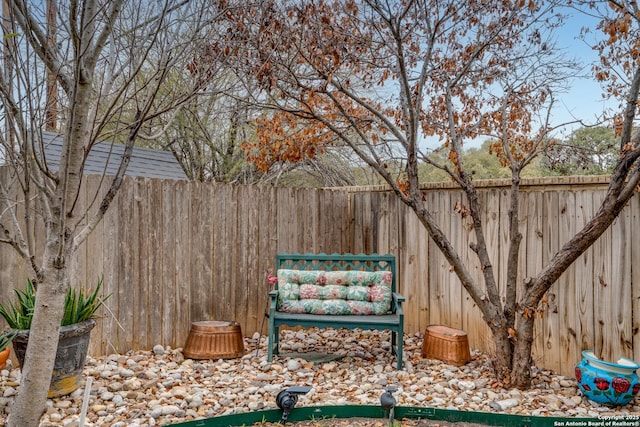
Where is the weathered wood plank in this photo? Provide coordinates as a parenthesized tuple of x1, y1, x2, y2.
(116, 178, 135, 352)
(569, 190, 594, 365)
(236, 185, 252, 332)
(557, 190, 576, 375)
(607, 205, 633, 359)
(448, 190, 463, 329)
(245, 185, 264, 335)
(541, 190, 561, 372)
(276, 187, 295, 253)
(631, 195, 640, 363)
(147, 178, 164, 348)
(216, 184, 233, 321)
(161, 180, 177, 348)
(81, 176, 104, 355)
(190, 182, 213, 323)
(525, 191, 545, 367)
(591, 189, 611, 360)
(174, 179, 191, 348)
(256, 186, 277, 340)
(132, 178, 147, 351)
(402, 201, 421, 333)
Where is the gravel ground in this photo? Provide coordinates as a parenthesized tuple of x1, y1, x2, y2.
(0, 328, 638, 426)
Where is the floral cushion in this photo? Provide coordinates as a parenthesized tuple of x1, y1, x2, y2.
(276, 269, 393, 315)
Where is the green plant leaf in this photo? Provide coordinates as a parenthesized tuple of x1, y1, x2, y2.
(0, 275, 111, 329)
(0, 329, 18, 352)
(0, 279, 36, 329)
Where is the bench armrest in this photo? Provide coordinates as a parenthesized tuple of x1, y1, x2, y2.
(269, 290, 278, 310)
(392, 292, 405, 315)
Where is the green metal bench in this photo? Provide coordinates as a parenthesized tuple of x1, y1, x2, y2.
(267, 253, 405, 369)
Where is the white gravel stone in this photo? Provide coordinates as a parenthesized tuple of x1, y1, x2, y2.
(286, 359, 301, 371)
(490, 398, 520, 410)
(100, 391, 115, 401)
(458, 380, 475, 391)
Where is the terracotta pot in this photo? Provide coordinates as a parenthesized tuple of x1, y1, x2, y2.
(0, 347, 10, 370)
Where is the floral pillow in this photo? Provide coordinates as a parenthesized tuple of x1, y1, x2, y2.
(276, 269, 393, 315)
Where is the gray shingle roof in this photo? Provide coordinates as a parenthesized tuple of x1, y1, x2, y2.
(40, 131, 188, 180)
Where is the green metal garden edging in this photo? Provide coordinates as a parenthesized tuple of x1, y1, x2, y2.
(170, 405, 609, 426)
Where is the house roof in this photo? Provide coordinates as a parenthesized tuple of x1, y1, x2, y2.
(40, 131, 188, 180)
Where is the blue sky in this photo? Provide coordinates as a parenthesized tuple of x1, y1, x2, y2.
(550, 7, 615, 135)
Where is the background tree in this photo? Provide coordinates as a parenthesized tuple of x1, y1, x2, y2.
(0, 1, 223, 425)
(540, 126, 618, 175)
(216, 0, 640, 388)
(419, 140, 545, 181)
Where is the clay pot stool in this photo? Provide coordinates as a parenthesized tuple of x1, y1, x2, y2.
(183, 320, 245, 359)
(421, 324, 471, 366)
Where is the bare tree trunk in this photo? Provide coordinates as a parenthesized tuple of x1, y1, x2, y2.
(8, 130, 88, 427)
(2, 1, 208, 423)
(8, 268, 68, 426)
(511, 315, 536, 388)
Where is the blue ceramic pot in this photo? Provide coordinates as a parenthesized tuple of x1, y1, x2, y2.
(575, 350, 640, 406)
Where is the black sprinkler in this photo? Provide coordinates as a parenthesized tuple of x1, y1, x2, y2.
(275, 385, 312, 424)
(380, 385, 398, 426)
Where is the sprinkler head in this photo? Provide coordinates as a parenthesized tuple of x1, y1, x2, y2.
(380, 385, 397, 410)
(380, 385, 398, 426)
(276, 385, 312, 424)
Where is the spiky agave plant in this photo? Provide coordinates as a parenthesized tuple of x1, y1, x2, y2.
(61, 275, 111, 326)
(0, 329, 18, 352)
(0, 275, 111, 329)
(0, 279, 36, 329)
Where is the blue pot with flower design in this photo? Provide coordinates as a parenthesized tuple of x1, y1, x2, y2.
(575, 350, 640, 406)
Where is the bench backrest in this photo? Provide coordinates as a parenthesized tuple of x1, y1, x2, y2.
(275, 253, 396, 315)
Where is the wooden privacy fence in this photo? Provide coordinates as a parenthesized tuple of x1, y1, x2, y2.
(0, 173, 638, 377)
(348, 176, 639, 377)
(0, 175, 353, 358)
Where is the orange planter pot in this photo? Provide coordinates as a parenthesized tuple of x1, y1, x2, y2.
(0, 347, 10, 370)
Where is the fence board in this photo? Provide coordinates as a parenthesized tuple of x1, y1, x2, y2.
(83, 176, 105, 356)
(448, 191, 463, 330)
(116, 180, 135, 351)
(276, 188, 295, 253)
(558, 190, 577, 375)
(403, 204, 422, 334)
(476, 189, 500, 353)
(132, 179, 147, 351)
(593, 194, 613, 361)
(246, 186, 261, 335)
(541, 190, 561, 372)
(175, 179, 192, 347)
(632, 196, 640, 363)
(571, 191, 594, 366)
(147, 179, 164, 349)
(161, 180, 177, 349)
(611, 210, 633, 358)
(190, 182, 212, 323)
(235, 185, 251, 331)
(525, 191, 544, 367)
(426, 190, 445, 328)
